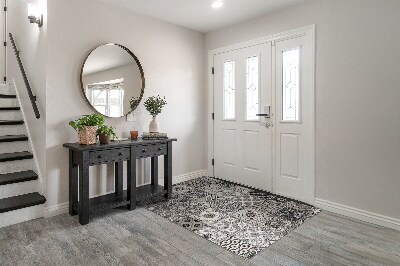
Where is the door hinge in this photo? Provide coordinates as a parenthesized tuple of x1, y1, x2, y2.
(3, 77, 6, 82)
(3, 42, 6, 47)
(211, 67, 214, 75)
(3, 7, 7, 12)
(212, 159, 214, 166)
(212, 113, 214, 120)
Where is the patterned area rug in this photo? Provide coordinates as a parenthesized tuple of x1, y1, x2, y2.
(139, 177, 320, 259)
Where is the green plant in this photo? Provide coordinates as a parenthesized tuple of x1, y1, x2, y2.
(144, 95, 167, 117)
(69, 114, 104, 131)
(97, 125, 118, 139)
(129, 96, 141, 111)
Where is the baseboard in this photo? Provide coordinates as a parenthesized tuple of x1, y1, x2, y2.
(163, 170, 208, 185)
(315, 198, 400, 231)
(44, 202, 69, 218)
(44, 170, 208, 218)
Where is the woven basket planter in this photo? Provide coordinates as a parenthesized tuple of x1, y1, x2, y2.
(78, 126, 97, 145)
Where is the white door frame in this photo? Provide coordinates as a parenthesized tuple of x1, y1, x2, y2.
(208, 25, 316, 204)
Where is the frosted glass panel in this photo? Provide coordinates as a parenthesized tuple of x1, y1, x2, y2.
(223, 61, 235, 119)
(246, 56, 259, 120)
(282, 48, 300, 121)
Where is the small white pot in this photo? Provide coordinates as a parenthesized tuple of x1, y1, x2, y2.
(149, 116, 160, 133)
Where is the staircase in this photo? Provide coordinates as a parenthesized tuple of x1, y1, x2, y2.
(0, 83, 45, 228)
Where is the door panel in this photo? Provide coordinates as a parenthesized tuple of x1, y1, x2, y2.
(214, 43, 272, 191)
(280, 133, 299, 178)
(275, 37, 307, 201)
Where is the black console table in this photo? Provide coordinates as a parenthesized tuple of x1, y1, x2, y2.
(63, 138, 177, 225)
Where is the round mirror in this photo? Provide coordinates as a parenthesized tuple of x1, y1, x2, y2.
(80, 43, 145, 118)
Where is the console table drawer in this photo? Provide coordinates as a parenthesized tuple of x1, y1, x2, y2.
(89, 148, 130, 165)
(135, 143, 167, 158)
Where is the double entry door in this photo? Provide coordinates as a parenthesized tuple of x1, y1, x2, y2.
(213, 35, 310, 202)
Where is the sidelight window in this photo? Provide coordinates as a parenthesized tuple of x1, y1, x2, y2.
(282, 48, 300, 121)
(223, 61, 235, 119)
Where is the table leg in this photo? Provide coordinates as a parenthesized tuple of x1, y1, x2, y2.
(127, 158, 136, 210)
(115, 161, 123, 196)
(164, 142, 172, 199)
(69, 150, 78, 216)
(151, 157, 158, 185)
(79, 151, 90, 225)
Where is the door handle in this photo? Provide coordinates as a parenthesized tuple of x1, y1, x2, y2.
(256, 114, 270, 118)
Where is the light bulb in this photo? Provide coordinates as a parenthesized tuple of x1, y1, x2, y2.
(28, 3, 39, 18)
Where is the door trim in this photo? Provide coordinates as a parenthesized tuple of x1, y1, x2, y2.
(208, 25, 315, 204)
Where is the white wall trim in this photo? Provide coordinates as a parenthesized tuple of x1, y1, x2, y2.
(171, 170, 208, 185)
(44, 202, 69, 218)
(209, 25, 314, 56)
(207, 51, 214, 177)
(44, 170, 208, 218)
(315, 198, 400, 231)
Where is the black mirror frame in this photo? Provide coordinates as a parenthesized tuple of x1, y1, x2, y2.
(80, 43, 145, 118)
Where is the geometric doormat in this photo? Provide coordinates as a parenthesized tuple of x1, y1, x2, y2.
(139, 176, 320, 259)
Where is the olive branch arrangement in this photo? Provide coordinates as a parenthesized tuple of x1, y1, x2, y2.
(143, 95, 167, 117)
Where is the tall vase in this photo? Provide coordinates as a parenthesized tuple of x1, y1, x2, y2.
(149, 116, 159, 133)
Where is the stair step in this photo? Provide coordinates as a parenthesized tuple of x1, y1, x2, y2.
(0, 120, 24, 125)
(0, 107, 20, 111)
(0, 135, 28, 143)
(0, 192, 45, 213)
(0, 170, 38, 186)
(0, 151, 33, 162)
(0, 94, 16, 99)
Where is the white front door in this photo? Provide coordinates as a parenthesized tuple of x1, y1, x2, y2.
(274, 36, 310, 202)
(213, 43, 272, 190)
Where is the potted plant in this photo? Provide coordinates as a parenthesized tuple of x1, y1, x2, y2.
(144, 95, 167, 133)
(69, 114, 104, 145)
(97, 125, 118, 144)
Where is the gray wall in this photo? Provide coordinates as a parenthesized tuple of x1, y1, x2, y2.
(7, 0, 47, 185)
(45, 0, 206, 207)
(206, 0, 400, 219)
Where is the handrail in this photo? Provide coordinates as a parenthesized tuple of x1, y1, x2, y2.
(9, 33, 40, 119)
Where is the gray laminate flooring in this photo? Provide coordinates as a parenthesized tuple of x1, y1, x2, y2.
(0, 208, 399, 266)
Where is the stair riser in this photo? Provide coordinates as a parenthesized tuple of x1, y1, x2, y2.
(0, 141, 31, 154)
(0, 204, 44, 228)
(0, 159, 35, 174)
(0, 85, 15, 95)
(0, 180, 39, 199)
(0, 125, 26, 135)
(0, 98, 18, 107)
(0, 111, 22, 120)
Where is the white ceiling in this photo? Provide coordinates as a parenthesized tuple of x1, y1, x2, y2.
(97, 0, 304, 33)
(83, 45, 135, 75)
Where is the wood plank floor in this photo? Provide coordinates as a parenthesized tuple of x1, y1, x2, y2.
(0, 208, 399, 265)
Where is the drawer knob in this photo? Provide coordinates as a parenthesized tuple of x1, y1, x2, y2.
(158, 147, 163, 151)
(119, 153, 123, 156)
(98, 155, 103, 159)
(142, 149, 146, 153)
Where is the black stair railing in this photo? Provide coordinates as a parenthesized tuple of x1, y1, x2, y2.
(8, 33, 40, 119)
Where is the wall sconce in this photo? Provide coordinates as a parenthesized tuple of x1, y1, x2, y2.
(28, 3, 43, 27)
